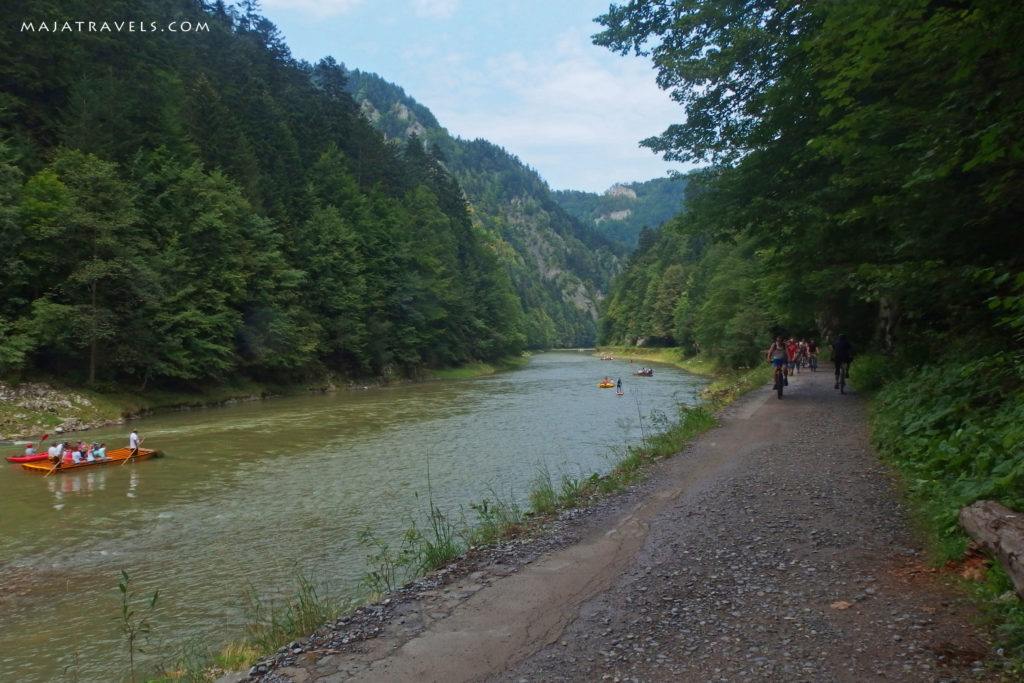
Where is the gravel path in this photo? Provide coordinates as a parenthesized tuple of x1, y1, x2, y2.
(230, 367, 1003, 682)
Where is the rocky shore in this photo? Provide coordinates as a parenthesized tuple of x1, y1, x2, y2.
(0, 381, 119, 441)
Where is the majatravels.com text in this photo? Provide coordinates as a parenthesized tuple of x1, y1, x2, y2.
(21, 20, 210, 33)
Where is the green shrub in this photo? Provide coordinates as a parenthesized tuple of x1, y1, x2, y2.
(872, 353, 1024, 548)
(846, 352, 892, 393)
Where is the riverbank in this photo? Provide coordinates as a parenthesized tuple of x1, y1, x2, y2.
(596, 345, 771, 407)
(227, 363, 1009, 682)
(0, 358, 527, 441)
(595, 345, 712, 374)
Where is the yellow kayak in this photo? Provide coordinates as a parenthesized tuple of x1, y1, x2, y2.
(598, 382, 615, 388)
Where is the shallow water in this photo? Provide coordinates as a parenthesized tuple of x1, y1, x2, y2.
(0, 351, 705, 681)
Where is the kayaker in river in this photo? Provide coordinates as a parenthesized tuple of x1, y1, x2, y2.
(24, 443, 35, 458)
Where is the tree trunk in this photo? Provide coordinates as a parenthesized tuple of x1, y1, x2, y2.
(958, 500, 1024, 599)
(90, 281, 97, 385)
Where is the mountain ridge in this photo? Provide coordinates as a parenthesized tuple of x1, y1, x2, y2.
(345, 68, 642, 348)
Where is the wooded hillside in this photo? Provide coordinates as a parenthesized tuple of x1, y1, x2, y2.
(553, 177, 689, 249)
(595, 0, 1023, 366)
(345, 69, 627, 349)
(0, 0, 527, 387)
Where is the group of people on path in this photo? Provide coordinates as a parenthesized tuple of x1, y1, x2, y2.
(766, 335, 853, 391)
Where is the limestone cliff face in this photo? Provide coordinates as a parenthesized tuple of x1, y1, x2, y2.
(606, 184, 638, 199)
(552, 178, 689, 249)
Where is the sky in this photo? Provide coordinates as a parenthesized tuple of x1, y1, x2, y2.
(258, 0, 692, 194)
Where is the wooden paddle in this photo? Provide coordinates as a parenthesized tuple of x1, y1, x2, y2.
(44, 450, 63, 477)
(121, 437, 145, 466)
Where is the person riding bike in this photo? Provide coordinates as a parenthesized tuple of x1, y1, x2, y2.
(807, 339, 819, 371)
(831, 334, 853, 389)
(767, 336, 789, 390)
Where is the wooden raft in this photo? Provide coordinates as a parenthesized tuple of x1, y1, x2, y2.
(958, 500, 1024, 599)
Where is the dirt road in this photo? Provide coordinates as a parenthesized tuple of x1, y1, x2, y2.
(235, 367, 1000, 682)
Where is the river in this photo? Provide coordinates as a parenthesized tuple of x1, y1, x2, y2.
(0, 351, 706, 681)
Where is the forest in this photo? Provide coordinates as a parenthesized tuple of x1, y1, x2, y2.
(596, 0, 1022, 364)
(344, 69, 627, 349)
(552, 177, 689, 249)
(0, 0, 533, 388)
(594, 0, 1024, 640)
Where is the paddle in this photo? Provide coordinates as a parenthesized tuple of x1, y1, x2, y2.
(44, 449, 63, 477)
(121, 437, 145, 466)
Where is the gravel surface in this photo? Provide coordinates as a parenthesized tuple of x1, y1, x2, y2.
(227, 368, 1007, 683)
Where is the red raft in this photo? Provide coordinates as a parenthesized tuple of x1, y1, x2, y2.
(6, 452, 50, 463)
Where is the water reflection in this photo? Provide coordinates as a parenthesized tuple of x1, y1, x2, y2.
(41, 468, 145, 508)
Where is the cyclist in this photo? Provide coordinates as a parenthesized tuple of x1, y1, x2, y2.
(807, 339, 819, 371)
(832, 334, 853, 389)
(767, 336, 789, 390)
(787, 338, 800, 374)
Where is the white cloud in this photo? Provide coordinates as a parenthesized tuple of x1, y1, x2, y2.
(260, 0, 365, 20)
(423, 25, 686, 190)
(411, 0, 459, 20)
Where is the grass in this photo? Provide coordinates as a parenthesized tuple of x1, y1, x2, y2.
(466, 494, 526, 546)
(242, 571, 345, 655)
(429, 355, 529, 380)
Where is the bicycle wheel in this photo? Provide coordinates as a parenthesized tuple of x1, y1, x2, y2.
(777, 370, 784, 399)
(839, 371, 845, 394)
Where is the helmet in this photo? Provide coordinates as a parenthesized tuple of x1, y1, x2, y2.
(26, 443, 33, 447)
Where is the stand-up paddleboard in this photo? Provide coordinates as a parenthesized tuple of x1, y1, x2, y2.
(616, 391, 624, 396)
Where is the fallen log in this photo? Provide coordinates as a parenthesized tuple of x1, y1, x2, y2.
(958, 500, 1024, 599)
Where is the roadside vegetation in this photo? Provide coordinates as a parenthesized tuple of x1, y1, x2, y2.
(852, 343, 1024, 664)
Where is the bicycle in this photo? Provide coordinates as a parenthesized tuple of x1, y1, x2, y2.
(772, 363, 786, 399)
(808, 352, 818, 372)
(834, 360, 849, 394)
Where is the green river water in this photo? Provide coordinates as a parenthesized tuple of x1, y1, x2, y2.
(0, 351, 707, 681)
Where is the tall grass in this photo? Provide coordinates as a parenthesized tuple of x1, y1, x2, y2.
(466, 492, 526, 546)
(242, 571, 344, 654)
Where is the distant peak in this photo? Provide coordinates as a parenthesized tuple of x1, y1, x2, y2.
(605, 184, 637, 199)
